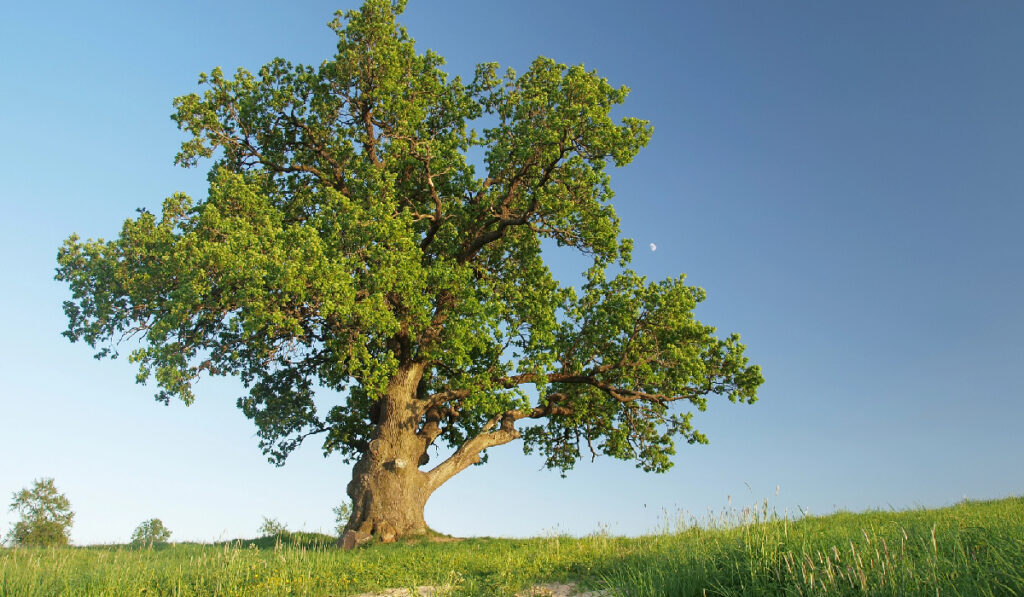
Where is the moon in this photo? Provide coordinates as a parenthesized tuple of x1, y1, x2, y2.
(649, 243, 657, 252)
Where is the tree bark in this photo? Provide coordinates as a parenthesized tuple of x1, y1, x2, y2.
(339, 364, 527, 548)
(343, 363, 432, 546)
(344, 449, 431, 545)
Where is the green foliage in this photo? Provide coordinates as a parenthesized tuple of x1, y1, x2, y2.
(130, 518, 172, 547)
(257, 517, 288, 537)
(6, 478, 75, 547)
(333, 501, 353, 536)
(1, 497, 1021, 596)
(56, 0, 761, 476)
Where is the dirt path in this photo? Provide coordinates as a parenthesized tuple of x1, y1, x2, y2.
(349, 581, 612, 596)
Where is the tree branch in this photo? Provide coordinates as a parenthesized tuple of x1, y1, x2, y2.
(495, 370, 704, 407)
(424, 412, 521, 491)
(456, 150, 563, 263)
(362, 103, 383, 168)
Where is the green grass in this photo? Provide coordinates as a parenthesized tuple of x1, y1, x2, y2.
(603, 496, 1024, 596)
(1, 497, 1021, 596)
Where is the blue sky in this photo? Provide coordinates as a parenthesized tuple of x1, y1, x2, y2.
(1, 1, 1022, 545)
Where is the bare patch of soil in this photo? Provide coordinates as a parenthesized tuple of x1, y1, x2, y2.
(349, 581, 610, 597)
(515, 582, 613, 597)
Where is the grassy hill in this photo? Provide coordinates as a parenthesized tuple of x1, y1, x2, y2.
(1, 496, 1021, 596)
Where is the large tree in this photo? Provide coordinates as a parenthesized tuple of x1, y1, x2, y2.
(56, 0, 762, 544)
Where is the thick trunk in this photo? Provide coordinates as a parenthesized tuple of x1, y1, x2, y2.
(342, 363, 433, 547)
(344, 442, 431, 543)
(339, 364, 525, 548)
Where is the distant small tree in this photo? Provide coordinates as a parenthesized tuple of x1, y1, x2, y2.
(333, 501, 353, 537)
(130, 518, 172, 547)
(6, 478, 75, 547)
(258, 516, 288, 536)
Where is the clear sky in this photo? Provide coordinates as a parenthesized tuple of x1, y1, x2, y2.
(1, 1, 1022, 545)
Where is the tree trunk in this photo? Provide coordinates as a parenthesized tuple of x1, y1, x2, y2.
(342, 363, 433, 547)
(344, 443, 432, 544)
(338, 363, 524, 548)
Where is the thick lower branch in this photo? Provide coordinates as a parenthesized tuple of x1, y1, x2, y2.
(497, 371, 702, 406)
(424, 413, 520, 491)
(422, 395, 577, 491)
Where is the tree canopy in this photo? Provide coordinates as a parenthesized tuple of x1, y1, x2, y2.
(130, 518, 172, 547)
(56, 0, 762, 539)
(6, 478, 75, 547)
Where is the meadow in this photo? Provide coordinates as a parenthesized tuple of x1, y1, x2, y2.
(1, 496, 1021, 596)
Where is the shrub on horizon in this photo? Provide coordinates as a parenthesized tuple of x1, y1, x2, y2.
(258, 516, 288, 537)
(130, 518, 172, 547)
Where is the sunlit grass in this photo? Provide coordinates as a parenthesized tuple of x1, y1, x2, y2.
(1, 497, 1021, 596)
(602, 496, 1024, 596)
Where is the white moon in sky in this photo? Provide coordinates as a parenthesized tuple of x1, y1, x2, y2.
(649, 243, 657, 252)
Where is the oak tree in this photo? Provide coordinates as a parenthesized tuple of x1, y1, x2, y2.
(56, 0, 762, 543)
